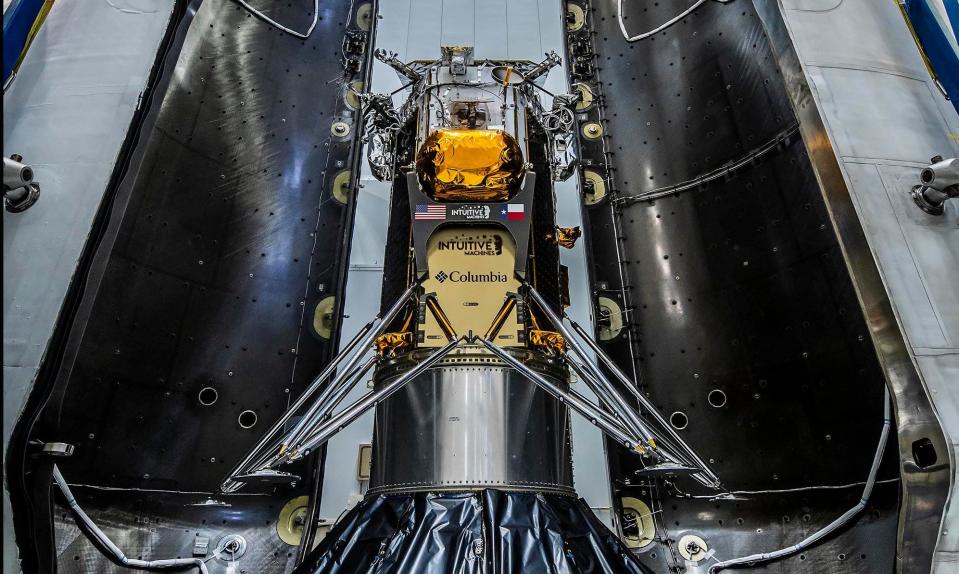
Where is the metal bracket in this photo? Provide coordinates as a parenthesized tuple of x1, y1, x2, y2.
(41, 442, 75, 457)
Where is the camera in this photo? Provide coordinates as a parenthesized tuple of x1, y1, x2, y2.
(912, 156, 959, 215)
(3, 155, 41, 213)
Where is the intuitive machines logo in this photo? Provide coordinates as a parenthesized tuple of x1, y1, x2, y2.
(449, 205, 491, 220)
(436, 234, 503, 256)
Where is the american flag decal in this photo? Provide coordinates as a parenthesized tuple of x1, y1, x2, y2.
(415, 204, 446, 220)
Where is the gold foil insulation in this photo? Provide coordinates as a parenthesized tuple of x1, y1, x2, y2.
(376, 332, 413, 357)
(529, 330, 567, 355)
(416, 129, 523, 201)
(552, 226, 582, 249)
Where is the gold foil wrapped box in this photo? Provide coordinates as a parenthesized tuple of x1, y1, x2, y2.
(529, 330, 567, 355)
(416, 128, 523, 201)
(375, 332, 413, 357)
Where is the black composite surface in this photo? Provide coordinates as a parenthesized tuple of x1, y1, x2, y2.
(566, 0, 899, 572)
(25, 0, 374, 571)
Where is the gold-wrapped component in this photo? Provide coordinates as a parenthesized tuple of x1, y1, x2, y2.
(416, 128, 523, 200)
(529, 329, 567, 355)
(375, 332, 413, 357)
(548, 226, 581, 249)
(425, 296, 457, 341)
(484, 297, 518, 341)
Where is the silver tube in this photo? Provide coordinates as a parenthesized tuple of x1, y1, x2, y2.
(283, 345, 376, 448)
(526, 287, 615, 388)
(252, 356, 379, 472)
(708, 388, 892, 573)
(282, 282, 420, 450)
(284, 338, 463, 461)
(478, 339, 645, 453)
(54, 466, 209, 574)
(566, 356, 655, 445)
(252, 344, 377, 468)
(567, 386, 647, 446)
(567, 317, 643, 402)
(526, 287, 661, 446)
(568, 362, 625, 424)
(526, 289, 675, 450)
(551, 298, 719, 483)
(316, 356, 378, 417)
(222, 319, 377, 489)
(223, 281, 419, 491)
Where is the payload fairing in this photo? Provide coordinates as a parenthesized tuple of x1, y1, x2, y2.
(5, 1, 958, 573)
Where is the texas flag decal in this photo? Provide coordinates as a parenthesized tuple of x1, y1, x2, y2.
(499, 203, 525, 221)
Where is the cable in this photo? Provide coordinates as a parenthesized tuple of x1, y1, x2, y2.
(708, 387, 892, 573)
(614, 122, 801, 206)
(232, 0, 319, 39)
(617, 0, 733, 42)
(669, 477, 900, 500)
(53, 466, 210, 574)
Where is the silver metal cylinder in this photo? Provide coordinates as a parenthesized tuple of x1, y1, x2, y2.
(369, 348, 574, 494)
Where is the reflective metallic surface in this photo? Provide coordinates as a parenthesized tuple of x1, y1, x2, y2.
(753, 1, 954, 571)
(371, 352, 574, 494)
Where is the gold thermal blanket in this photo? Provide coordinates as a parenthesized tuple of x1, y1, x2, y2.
(416, 129, 523, 200)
